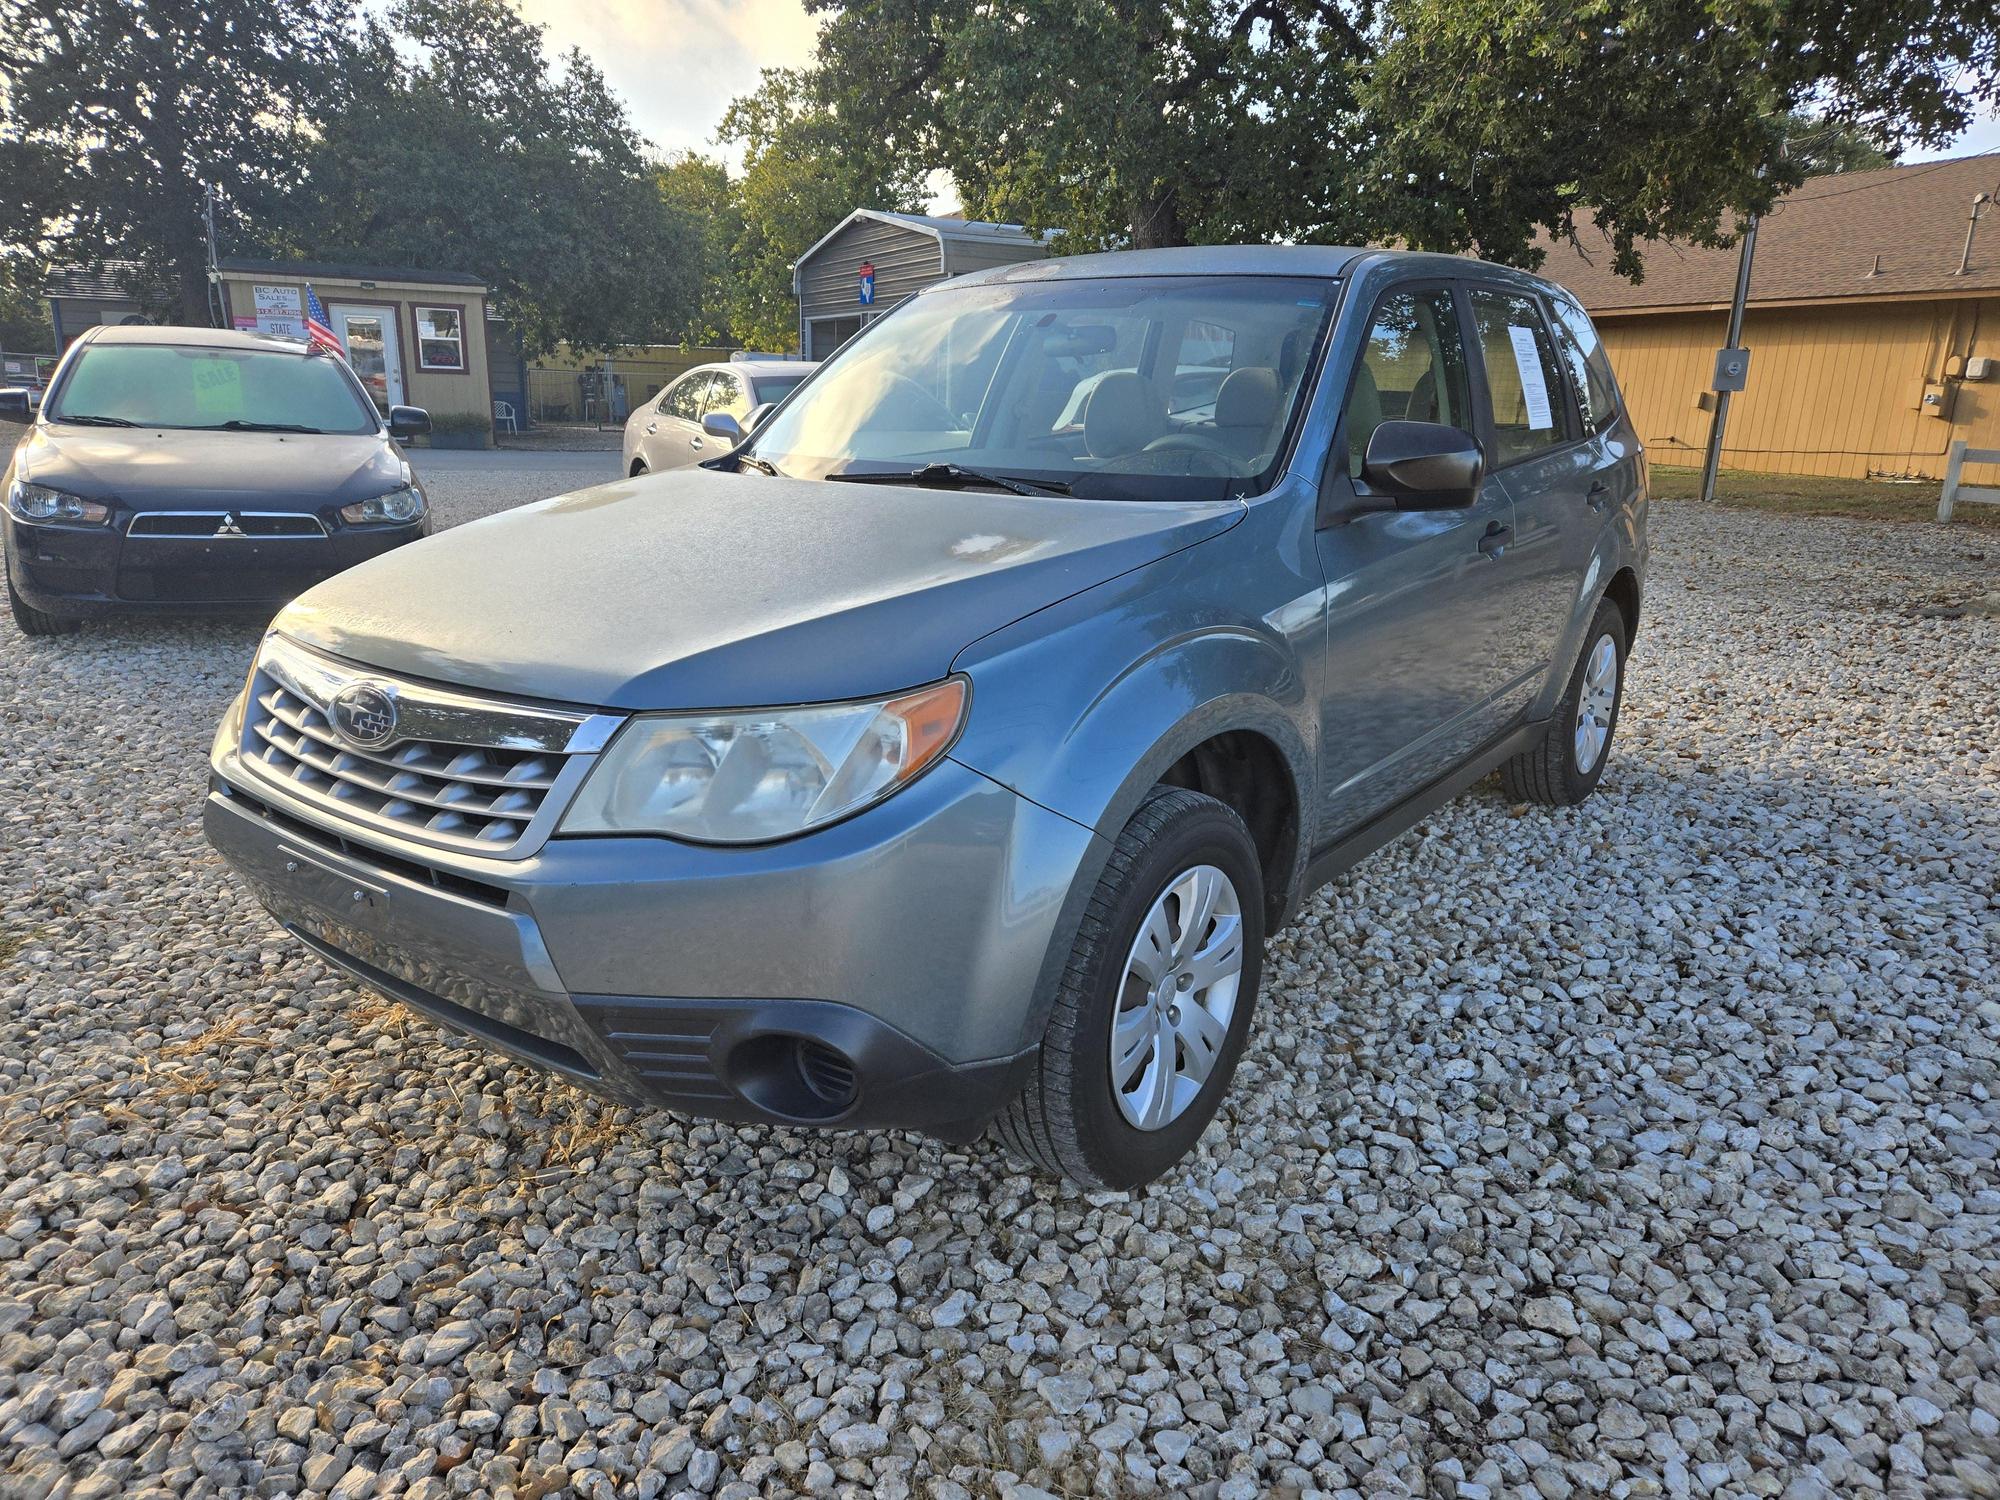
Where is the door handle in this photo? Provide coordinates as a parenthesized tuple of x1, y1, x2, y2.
(1586, 481, 1611, 511)
(1478, 522, 1512, 558)
(689, 436, 704, 449)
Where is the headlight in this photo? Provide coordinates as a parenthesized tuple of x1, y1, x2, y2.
(339, 483, 426, 525)
(7, 478, 110, 526)
(561, 678, 969, 843)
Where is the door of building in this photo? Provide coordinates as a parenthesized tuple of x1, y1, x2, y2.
(330, 306, 406, 411)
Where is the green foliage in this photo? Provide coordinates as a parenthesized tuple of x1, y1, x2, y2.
(0, 273, 55, 354)
(272, 0, 701, 355)
(718, 66, 931, 352)
(773, 0, 2000, 279)
(1782, 112, 1896, 177)
(0, 0, 353, 323)
(656, 154, 741, 348)
(1358, 0, 1996, 277)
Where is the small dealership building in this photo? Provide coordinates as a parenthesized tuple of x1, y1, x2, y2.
(215, 258, 492, 425)
(44, 256, 494, 429)
(792, 210, 1055, 360)
(1539, 154, 2000, 481)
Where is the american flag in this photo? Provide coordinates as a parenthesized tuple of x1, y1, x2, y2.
(303, 283, 344, 358)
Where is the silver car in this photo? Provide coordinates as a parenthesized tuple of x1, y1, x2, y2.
(208, 246, 1646, 1189)
(621, 359, 815, 476)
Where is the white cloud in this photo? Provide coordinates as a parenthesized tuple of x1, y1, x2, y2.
(514, 0, 821, 164)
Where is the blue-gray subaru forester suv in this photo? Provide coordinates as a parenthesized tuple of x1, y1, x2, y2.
(207, 246, 1645, 1189)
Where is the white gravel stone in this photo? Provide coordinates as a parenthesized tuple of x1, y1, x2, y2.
(3, 487, 1997, 1497)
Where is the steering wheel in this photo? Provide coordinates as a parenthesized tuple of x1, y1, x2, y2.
(1140, 431, 1245, 478)
(877, 374, 957, 431)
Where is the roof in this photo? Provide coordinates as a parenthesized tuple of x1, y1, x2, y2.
(794, 209, 1057, 273)
(942, 243, 1370, 288)
(44, 261, 155, 301)
(692, 359, 817, 379)
(76, 323, 325, 355)
(1539, 153, 2000, 314)
(216, 256, 486, 290)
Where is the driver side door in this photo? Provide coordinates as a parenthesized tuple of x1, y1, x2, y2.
(1310, 281, 1526, 837)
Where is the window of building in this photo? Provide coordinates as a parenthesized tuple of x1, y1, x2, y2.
(413, 306, 465, 371)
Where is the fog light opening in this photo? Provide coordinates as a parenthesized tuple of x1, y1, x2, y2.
(795, 1039, 858, 1109)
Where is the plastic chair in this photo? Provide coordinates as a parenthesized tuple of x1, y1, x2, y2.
(492, 400, 518, 434)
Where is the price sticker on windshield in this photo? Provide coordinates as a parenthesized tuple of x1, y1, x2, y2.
(191, 356, 244, 418)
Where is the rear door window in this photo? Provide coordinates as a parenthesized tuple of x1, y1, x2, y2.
(661, 373, 708, 421)
(1466, 286, 1575, 465)
(1343, 286, 1472, 478)
(1546, 294, 1621, 437)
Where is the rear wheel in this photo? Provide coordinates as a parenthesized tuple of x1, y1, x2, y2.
(629, 459, 648, 477)
(9, 588, 79, 638)
(1499, 597, 1626, 805)
(994, 787, 1264, 1190)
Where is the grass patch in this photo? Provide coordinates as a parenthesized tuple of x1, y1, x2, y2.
(1651, 464, 2000, 530)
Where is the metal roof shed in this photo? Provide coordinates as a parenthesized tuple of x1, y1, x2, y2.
(791, 209, 1055, 360)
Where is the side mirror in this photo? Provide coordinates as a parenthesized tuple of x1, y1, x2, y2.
(743, 403, 774, 433)
(387, 405, 431, 440)
(0, 389, 31, 424)
(701, 410, 744, 444)
(1358, 421, 1485, 510)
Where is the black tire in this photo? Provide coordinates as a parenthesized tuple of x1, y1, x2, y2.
(1499, 597, 1627, 806)
(994, 786, 1265, 1190)
(9, 588, 78, 638)
(629, 459, 648, 477)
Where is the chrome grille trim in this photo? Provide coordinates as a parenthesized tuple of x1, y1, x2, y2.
(130, 511, 329, 539)
(236, 634, 621, 859)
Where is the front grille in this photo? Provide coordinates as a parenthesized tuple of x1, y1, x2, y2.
(250, 683, 557, 847)
(237, 635, 617, 858)
(131, 511, 327, 538)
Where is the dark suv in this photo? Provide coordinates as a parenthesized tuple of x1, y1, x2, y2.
(207, 247, 1645, 1189)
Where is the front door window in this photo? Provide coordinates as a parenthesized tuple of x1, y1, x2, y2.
(330, 308, 406, 411)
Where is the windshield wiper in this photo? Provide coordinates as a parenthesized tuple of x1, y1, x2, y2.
(198, 419, 324, 434)
(826, 462, 1070, 498)
(733, 453, 778, 476)
(53, 413, 138, 427)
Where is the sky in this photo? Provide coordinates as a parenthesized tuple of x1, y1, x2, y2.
(520, 0, 1998, 178)
(514, 0, 820, 168)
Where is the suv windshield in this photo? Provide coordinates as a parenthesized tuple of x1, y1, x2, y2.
(47, 343, 380, 435)
(747, 276, 1336, 500)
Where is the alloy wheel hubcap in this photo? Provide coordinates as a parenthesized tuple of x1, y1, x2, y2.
(1111, 864, 1244, 1132)
(1573, 633, 1619, 773)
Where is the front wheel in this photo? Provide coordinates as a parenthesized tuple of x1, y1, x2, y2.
(10, 589, 79, 638)
(1499, 598, 1627, 805)
(994, 787, 1264, 1190)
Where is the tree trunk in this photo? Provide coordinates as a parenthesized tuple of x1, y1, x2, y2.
(176, 253, 212, 327)
(1129, 189, 1186, 249)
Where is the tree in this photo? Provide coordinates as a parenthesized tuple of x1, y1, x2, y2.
(1357, 0, 1998, 277)
(1782, 112, 1895, 177)
(656, 153, 741, 347)
(0, 272, 55, 354)
(718, 67, 930, 352)
(272, 0, 700, 354)
(0, 0, 353, 323)
(794, 0, 1370, 251)
(771, 0, 2000, 278)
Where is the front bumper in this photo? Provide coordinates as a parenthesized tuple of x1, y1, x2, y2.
(6, 515, 427, 616)
(205, 745, 1097, 1138)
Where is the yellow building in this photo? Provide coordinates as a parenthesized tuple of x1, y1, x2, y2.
(1540, 155, 2000, 481)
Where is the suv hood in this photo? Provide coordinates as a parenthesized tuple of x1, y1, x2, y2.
(277, 466, 1242, 710)
(16, 423, 402, 510)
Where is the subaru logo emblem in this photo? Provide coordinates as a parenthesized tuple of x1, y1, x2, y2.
(330, 683, 398, 748)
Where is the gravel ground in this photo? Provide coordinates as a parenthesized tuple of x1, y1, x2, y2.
(2, 474, 1996, 1500)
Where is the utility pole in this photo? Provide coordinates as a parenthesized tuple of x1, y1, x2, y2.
(202, 184, 225, 328)
(1699, 212, 1759, 505)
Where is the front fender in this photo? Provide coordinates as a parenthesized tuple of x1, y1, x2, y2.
(948, 526, 1320, 1052)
